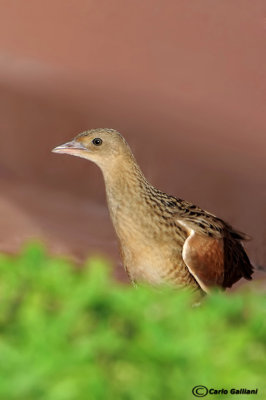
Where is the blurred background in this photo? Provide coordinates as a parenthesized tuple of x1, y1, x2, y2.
(0, 0, 265, 283)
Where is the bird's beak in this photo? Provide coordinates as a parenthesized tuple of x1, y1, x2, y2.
(52, 140, 87, 155)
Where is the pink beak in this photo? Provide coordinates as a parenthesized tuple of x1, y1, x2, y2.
(52, 140, 87, 155)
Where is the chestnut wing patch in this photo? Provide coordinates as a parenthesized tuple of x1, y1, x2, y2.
(182, 230, 224, 293)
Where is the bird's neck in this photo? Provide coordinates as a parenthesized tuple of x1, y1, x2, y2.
(101, 152, 151, 226)
(103, 153, 148, 201)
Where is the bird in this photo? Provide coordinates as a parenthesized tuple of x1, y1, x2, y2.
(52, 128, 253, 294)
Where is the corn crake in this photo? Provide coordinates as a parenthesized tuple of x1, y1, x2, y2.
(53, 128, 253, 294)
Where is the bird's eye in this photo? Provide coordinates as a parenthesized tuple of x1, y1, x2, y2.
(92, 138, 103, 146)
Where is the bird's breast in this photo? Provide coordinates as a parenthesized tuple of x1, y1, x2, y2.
(111, 210, 194, 286)
(105, 186, 197, 287)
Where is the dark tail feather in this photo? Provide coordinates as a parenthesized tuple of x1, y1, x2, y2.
(241, 249, 254, 280)
(223, 233, 254, 288)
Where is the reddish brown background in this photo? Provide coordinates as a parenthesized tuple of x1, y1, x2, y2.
(0, 0, 265, 284)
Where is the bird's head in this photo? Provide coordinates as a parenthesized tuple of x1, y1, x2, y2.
(52, 128, 129, 169)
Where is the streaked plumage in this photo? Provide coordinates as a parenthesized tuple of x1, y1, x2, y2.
(53, 128, 253, 294)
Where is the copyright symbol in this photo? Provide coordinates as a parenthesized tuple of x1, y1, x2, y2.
(192, 385, 208, 397)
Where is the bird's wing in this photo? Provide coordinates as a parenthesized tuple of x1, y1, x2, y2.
(181, 229, 224, 293)
(170, 201, 253, 292)
(171, 200, 248, 239)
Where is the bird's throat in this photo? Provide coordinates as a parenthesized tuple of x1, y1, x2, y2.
(101, 154, 150, 237)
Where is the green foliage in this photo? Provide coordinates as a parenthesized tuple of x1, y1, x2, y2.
(0, 244, 265, 400)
